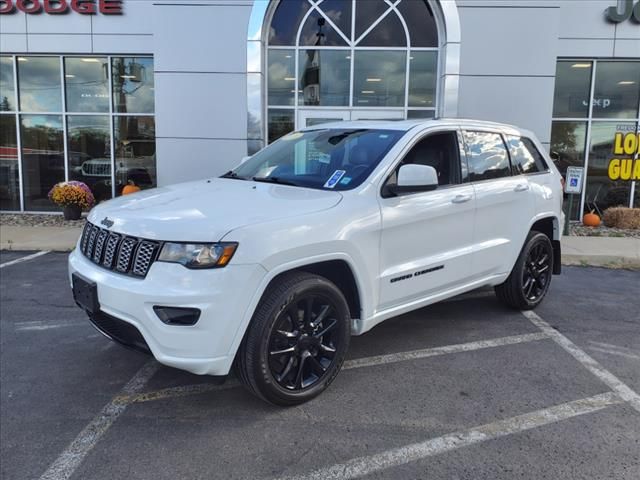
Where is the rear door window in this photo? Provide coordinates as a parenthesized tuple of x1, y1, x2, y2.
(507, 136, 549, 174)
(462, 131, 511, 181)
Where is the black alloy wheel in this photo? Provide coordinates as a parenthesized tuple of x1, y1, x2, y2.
(236, 272, 351, 405)
(522, 241, 552, 302)
(495, 231, 554, 310)
(268, 295, 340, 390)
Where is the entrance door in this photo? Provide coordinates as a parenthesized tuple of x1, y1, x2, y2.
(297, 109, 405, 129)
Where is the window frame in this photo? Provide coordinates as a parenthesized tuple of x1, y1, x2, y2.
(0, 54, 156, 212)
(380, 127, 468, 198)
(461, 129, 514, 184)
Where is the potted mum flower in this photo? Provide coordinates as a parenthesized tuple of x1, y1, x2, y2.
(48, 181, 95, 220)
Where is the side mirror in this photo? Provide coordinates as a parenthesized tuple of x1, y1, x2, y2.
(386, 164, 438, 196)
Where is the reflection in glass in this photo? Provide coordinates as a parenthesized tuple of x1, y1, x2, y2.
(550, 121, 587, 220)
(268, 49, 296, 106)
(17, 57, 62, 112)
(319, 0, 352, 40)
(358, 10, 406, 47)
(268, 109, 294, 143)
(0, 57, 16, 111)
(268, 0, 311, 46)
(592, 62, 640, 119)
(0, 115, 20, 210)
(552, 61, 592, 118)
(248, 73, 263, 139)
(299, 50, 349, 106)
(397, 0, 438, 47)
(20, 115, 64, 211)
(407, 110, 435, 119)
(355, 0, 389, 40)
(300, 9, 347, 46)
(67, 116, 112, 203)
(248, 139, 264, 156)
(65, 57, 109, 113)
(409, 51, 437, 107)
(113, 116, 156, 195)
(463, 131, 511, 181)
(112, 57, 155, 114)
(353, 51, 406, 107)
(584, 122, 635, 213)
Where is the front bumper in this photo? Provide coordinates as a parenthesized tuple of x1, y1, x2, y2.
(69, 248, 267, 375)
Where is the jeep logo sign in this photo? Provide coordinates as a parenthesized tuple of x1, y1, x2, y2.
(0, 0, 123, 15)
(606, 0, 640, 23)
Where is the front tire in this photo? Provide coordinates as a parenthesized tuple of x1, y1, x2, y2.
(495, 231, 553, 310)
(236, 272, 351, 406)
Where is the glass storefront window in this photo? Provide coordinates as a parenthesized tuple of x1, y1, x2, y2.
(0, 115, 20, 210)
(584, 122, 636, 214)
(300, 9, 347, 46)
(268, 109, 294, 142)
(396, 0, 438, 48)
(353, 51, 406, 107)
(268, 50, 296, 106)
(17, 57, 62, 112)
(112, 57, 155, 114)
(592, 62, 640, 119)
(407, 110, 435, 119)
(113, 116, 156, 195)
(298, 50, 350, 107)
(0, 56, 16, 112)
(552, 61, 592, 119)
(20, 115, 64, 211)
(550, 121, 588, 220)
(268, 0, 311, 46)
(358, 11, 406, 47)
(64, 57, 109, 113)
(409, 51, 437, 108)
(67, 116, 112, 202)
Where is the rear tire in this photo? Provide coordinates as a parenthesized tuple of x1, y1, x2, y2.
(495, 231, 553, 310)
(236, 271, 351, 406)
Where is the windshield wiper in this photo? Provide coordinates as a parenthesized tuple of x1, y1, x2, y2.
(220, 170, 246, 180)
(252, 176, 299, 187)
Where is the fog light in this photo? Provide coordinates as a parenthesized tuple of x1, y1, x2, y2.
(153, 306, 201, 326)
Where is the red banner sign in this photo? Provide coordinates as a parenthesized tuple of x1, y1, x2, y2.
(0, 0, 123, 14)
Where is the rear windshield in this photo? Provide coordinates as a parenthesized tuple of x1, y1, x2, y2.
(229, 128, 405, 191)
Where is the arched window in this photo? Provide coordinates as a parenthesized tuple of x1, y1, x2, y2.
(265, 0, 440, 142)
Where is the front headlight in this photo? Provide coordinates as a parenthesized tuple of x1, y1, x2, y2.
(157, 242, 238, 269)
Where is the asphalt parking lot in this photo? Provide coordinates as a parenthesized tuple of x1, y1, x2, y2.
(1, 251, 639, 480)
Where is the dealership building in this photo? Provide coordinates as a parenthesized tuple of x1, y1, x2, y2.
(0, 0, 639, 218)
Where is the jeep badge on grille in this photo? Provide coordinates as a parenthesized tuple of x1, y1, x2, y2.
(101, 217, 114, 228)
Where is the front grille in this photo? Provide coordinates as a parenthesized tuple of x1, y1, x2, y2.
(89, 312, 151, 354)
(80, 222, 159, 278)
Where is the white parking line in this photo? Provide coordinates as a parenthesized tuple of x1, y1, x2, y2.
(343, 332, 548, 370)
(275, 392, 622, 480)
(38, 360, 159, 480)
(522, 310, 640, 414)
(0, 250, 50, 269)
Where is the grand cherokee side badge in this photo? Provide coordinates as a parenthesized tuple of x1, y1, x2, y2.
(101, 217, 114, 228)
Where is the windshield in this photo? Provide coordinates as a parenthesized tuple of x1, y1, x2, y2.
(228, 128, 404, 191)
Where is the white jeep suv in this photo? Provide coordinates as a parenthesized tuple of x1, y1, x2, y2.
(69, 119, 564, 405)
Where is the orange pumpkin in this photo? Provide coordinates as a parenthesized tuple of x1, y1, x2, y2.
(122, 183, 141, 195)
(583, 211, 601, 227)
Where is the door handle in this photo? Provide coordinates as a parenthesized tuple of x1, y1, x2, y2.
(514, 183, 530, 192)
(452, 194, 472, 204)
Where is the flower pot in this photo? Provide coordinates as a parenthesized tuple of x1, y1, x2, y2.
(63, 204, 82, 221)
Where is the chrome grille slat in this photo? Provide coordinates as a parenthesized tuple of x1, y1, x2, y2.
(102, 233, 121, 268)
(93, 230, 108, 263)
(80, 222, 157, 278)
(132, 241, 158, 276)
(116, 237, 138, 273)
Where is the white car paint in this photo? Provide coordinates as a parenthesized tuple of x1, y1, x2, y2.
(69, 119, 564, 376)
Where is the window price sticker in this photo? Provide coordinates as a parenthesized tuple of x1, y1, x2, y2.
(565, 166, 584, 194)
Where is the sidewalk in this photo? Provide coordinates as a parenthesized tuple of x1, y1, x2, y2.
(1, 224, 639, 269)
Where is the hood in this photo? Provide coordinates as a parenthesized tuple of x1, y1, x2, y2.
(87, 178, 343, 241)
